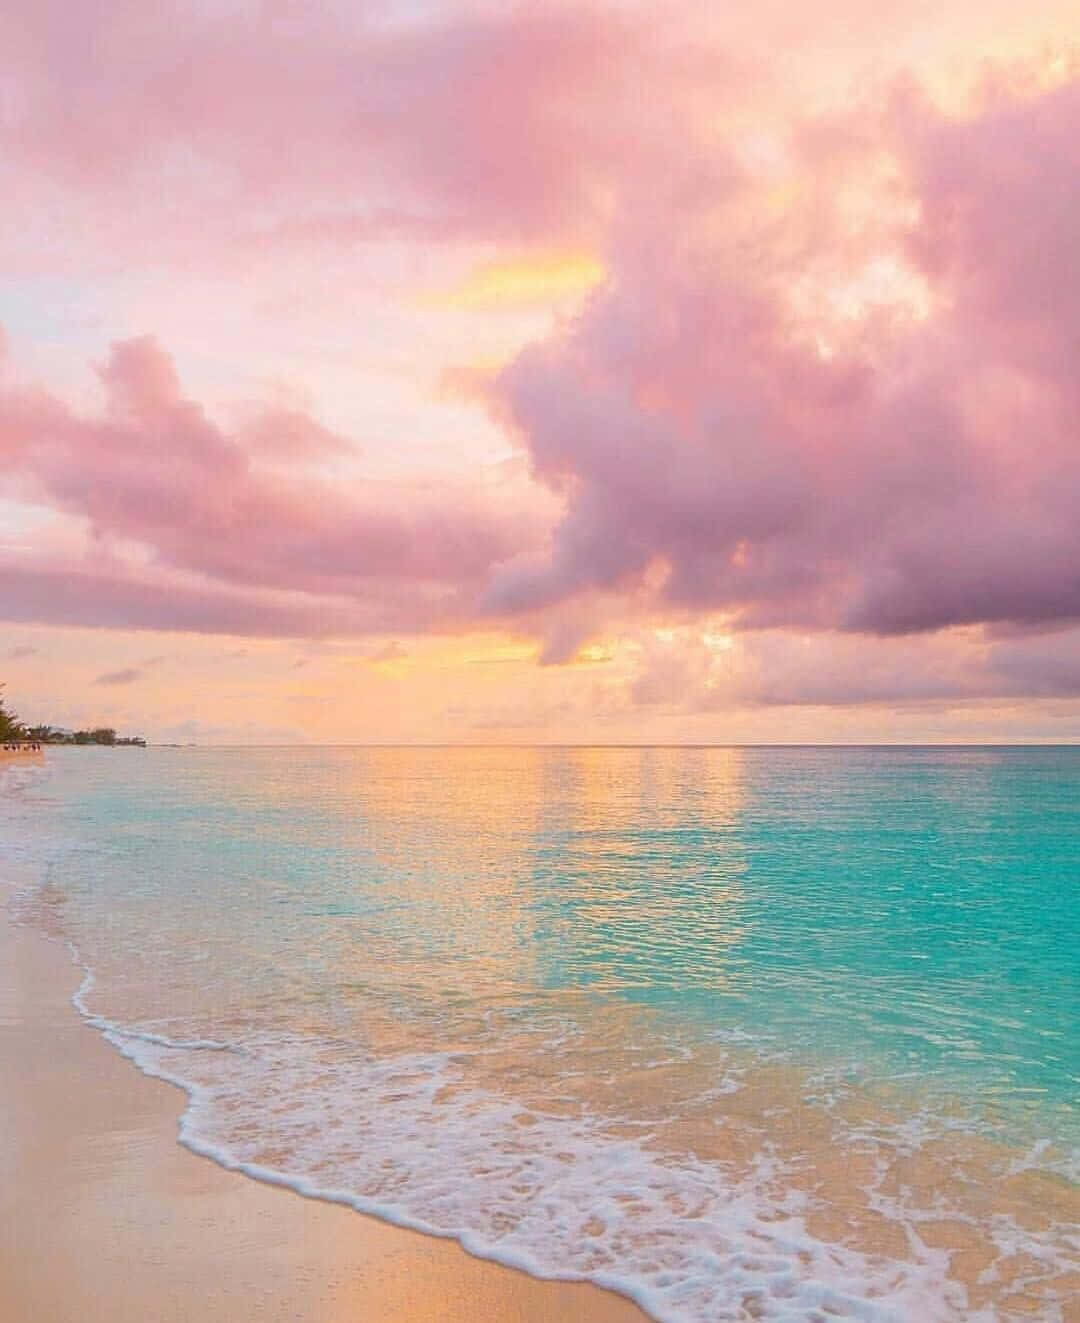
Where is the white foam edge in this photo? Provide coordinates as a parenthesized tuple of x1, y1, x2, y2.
(62, 937, 683, 1320)
(50, 934, 1072, 1323)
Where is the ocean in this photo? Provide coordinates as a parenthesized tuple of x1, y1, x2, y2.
(2, 745, 1077, 1321)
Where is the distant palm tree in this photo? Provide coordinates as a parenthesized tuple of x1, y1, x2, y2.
(0, 686, 26, 741)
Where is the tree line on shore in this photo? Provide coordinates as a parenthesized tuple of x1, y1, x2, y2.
(0, 687, 146, 746)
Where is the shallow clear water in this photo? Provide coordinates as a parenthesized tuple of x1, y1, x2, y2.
(2, 746, 1077, 1321)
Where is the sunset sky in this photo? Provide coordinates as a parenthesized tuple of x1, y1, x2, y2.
(2, 0, 1079, 743)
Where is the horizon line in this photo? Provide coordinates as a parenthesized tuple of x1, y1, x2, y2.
(70, 740, 1080, 750)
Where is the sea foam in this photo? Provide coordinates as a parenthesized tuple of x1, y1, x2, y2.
(66, 943, 1076, 1323)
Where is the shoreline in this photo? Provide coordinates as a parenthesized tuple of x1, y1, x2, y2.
(0, 904, 648, 1323)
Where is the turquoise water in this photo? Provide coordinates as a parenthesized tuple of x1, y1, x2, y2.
(2, 746, 1078, 1321)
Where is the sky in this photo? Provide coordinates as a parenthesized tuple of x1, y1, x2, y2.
(2, 0, 1079, 743)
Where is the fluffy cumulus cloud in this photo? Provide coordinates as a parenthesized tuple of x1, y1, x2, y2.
(489, 74, 1080, 649)
(2, 0, 1079, 726)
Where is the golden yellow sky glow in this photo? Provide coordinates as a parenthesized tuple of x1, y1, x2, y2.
(431, 252, 606, 310)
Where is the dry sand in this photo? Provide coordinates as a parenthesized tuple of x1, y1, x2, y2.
(0, 910, 648, 1323)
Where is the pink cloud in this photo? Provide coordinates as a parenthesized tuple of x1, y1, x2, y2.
(1, 2, 645, 262)
(899, 77, 1080, 382)
(0, 333, 542, 635)
(0, 559, 349, 636)
(486, 73, 1080, 647)
(627, 626, 1080, 712)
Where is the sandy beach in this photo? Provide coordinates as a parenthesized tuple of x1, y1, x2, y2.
(0, 908, 647, 1323)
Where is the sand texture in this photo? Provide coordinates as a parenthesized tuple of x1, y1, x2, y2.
(0, 911, 647, 1323)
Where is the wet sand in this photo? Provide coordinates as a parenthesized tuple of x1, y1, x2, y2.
(0, 910, 648, 1323)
